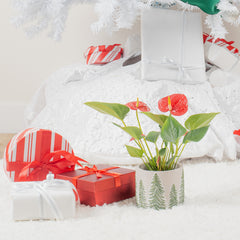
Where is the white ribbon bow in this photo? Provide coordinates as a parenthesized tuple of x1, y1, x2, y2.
(143, 57, 205, 83)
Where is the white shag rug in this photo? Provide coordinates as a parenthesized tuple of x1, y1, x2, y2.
(1, 158, 240, 240)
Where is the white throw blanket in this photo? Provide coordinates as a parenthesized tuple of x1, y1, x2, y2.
(25, 59, 238, 164)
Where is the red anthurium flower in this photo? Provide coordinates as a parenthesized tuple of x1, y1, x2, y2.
(126, 98, 150, 112)
(158, 94, 188, 116)
(233, 129, 240, 136)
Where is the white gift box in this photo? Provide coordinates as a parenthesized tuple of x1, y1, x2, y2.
(141, 8, 206, 83)
(207, 44, 240, 77)
(12, 175, 76, 221)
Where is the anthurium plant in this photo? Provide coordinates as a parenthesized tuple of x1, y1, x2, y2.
(85, 94, 219, 171)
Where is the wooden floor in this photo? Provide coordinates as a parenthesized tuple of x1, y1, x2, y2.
(0, 134, 15, 158)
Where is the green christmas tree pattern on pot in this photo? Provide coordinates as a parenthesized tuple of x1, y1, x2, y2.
(136, 164, 184, 210)
(149, 174, 166, 210)
(138, 180, 147, 208)
(179, 170, 185, 204)
(169, 184, 178, 209)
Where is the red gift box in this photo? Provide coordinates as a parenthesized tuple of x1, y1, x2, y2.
(84, 44, 123, 65)
(56, 164, 135, 206)
(4, 128, 75, 181)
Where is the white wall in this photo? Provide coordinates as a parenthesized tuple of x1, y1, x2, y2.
(0, 2, 240, 132)
(0, 3, 140, 132)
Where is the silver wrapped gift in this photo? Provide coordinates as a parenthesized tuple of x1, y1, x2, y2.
(141, 8, 206, 83)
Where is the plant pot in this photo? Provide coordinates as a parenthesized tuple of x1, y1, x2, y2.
(136, 164, 184, 209)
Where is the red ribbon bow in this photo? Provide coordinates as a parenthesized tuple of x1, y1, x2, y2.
(72, 165, 121, 187)
(18, 150, 88, 181)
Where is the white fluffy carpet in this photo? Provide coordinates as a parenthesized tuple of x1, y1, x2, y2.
(1, 159, 240, 240)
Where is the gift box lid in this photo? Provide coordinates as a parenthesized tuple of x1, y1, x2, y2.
(4, 128, 74, 181)
(57, 164, 135, 193)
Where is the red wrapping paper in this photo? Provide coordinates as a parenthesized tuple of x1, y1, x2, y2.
(4, 128, 75, 181)
(56, 164, 135, 206)
(203, 32, 239, 56)
(84, 44, 123, 65)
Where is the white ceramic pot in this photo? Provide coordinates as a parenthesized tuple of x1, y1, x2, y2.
(136, 164, 184, 209)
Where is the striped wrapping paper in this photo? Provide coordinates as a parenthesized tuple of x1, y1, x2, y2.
(3, 128, 74, 182)
(85, 44, 123, 65)
(203, 33, 239, 56)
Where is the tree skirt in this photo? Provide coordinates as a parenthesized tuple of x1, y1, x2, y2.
(1, 159, 240, 240)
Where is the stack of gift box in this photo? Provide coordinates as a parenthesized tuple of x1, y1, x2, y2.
(4, 128, 135, 221)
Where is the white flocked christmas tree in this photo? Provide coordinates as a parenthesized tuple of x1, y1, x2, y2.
(12, 0, 240, 40)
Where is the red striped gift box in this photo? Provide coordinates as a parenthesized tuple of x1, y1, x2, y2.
(203, 33, 239, 56)
(3, 128, 74, 182)
(84, 44, 123, 65)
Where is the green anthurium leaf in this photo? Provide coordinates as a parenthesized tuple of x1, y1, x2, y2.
(121, 126, 143, 140)
(125, 145, 143, 158)
(142, 112, 168, 127)
(159, 148, 166, 156)
(185, 113, 219, 130)
(146, 131, 160, 143)
(183, 126, 210, 144)
(85, 102, 130, 120)
(161, 115, 186, 144)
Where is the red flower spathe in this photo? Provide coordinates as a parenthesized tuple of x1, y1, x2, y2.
(126, 101, 150, 112)
(233, 129, 240, 136)
(158, 94, 188, 116)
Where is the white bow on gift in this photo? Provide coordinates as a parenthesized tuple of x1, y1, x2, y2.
(13, 173, 78, 221)
(142, 57, 205, 83)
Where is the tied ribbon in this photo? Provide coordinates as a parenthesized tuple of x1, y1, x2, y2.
(143, 57, 204, 83)
(18, 150, 88, 181)
(72, 165, 121, 188)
